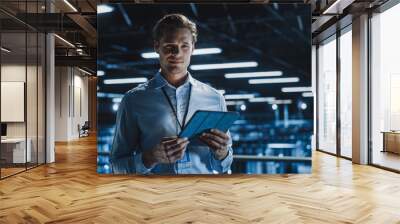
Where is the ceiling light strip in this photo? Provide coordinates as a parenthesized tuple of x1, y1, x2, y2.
(63, 0, 78, 12)
(224, 94, 255, 100)
(249, 77, 299, 84)
(54, 34, 75, 48)
(1, 47, 11, 53)
(281, 87, 312, 93)
(225, 71, 282, 78)
(190, 62, 258, 70)
(141, 48, 222, 59)
(103, 77, 148, 85)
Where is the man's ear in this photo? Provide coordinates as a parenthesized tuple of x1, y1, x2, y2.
(154, 41, 160, 54)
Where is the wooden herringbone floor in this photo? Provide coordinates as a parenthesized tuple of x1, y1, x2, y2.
(1, 135, 400, 224)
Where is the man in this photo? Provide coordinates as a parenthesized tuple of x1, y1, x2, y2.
(110, 14, 233, 174)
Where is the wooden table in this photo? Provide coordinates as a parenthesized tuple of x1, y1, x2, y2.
(381, 131, 400, 154)
(1, 138, 31, 163)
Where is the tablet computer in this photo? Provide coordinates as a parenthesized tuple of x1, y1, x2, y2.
(179, 110, 240, 139)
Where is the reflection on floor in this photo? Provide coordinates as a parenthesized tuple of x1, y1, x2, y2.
(373, 150, 400, 171)
(0, 163, 42, 178)
(0, 167, 25, 177)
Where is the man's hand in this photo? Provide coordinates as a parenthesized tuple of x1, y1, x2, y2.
(142, 137, 190, 169)
(199, 129, 229, 160)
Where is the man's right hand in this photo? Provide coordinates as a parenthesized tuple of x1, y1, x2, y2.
(142, 137, 190, 169)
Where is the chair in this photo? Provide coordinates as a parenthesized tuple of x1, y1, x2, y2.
(78, 121, 90, 138)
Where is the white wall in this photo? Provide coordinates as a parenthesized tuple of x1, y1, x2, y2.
(1, 63, 46, 163)
(1, 65, 41, 138)
(72, 73, 89, 138)
(55, 67, 69, 141)
(1, 65, 26, 140)
(55, 67, 89, 141)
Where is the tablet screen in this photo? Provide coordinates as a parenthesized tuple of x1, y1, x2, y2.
(179, 110, 240, 139)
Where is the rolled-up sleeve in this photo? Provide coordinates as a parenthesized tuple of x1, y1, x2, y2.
(209, 94, 234, 173)
(209, 142, 233, 173)
(110, 95, 152, 174)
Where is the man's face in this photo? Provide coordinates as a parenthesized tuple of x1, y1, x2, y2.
(154, 28, 194, 76)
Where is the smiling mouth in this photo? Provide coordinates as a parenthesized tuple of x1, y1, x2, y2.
(168, 60, 183, 64)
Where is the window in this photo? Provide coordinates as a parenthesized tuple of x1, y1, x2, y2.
(339, 27, 352, 158)
(317, 35, 337, 154)
(370, 2, 400, 171)
(0, 1, 47, 179)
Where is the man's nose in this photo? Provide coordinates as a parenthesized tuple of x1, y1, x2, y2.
(171, 46, 180, 55)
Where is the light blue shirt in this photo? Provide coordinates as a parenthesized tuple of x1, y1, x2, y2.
(110, 72, 233, 174)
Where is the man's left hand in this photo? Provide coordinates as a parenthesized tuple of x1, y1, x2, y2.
(199, 129, 229, 160)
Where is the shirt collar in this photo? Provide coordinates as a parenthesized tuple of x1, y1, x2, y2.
(151, 71, 197, 89)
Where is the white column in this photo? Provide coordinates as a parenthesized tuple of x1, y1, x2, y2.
(54, 67, 73, 141)
(312, 45, 317, 150)
(45, 1, 55, 163)
(352, 14, 369, 164)
(46, 33, 55, 163)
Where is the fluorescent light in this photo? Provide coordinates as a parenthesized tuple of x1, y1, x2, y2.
(281, 87, 312, 93)
(249, 97, 275, 103)
(63, 0, 78, 12)
(141, 48, 222, 59)
(193, 48, 222, 55)
(54, 34, 75, 48)
(302, 92, 314, 97)
(103, 164, 110, 170)
(141, 52, 158, 59)
(226, 100, 245, 106)
(269, 100, 292, 104)
(112, 98, 122, 103)
(190, 61, 258, 70)
(98, 4, 114, 14)
(300, 102, 307, 110)
(1, 47, 11, 53)
(78, 67, 93, 76)
(112, 103, 119, 111)
(225, 71, 282, 79)
(224, 94, 255, 100)
(97, 70, 105, 76)
(104, 77, 148, 85)
(249, 77, 300, 84)
(98, 92, 124, 98)
(217, 89, 226, 95)
(267, 143, 296, 148)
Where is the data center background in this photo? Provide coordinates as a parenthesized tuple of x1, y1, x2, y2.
(97, 3, 313, 174)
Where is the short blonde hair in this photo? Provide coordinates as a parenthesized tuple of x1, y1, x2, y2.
(152, 14, 198, 43)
